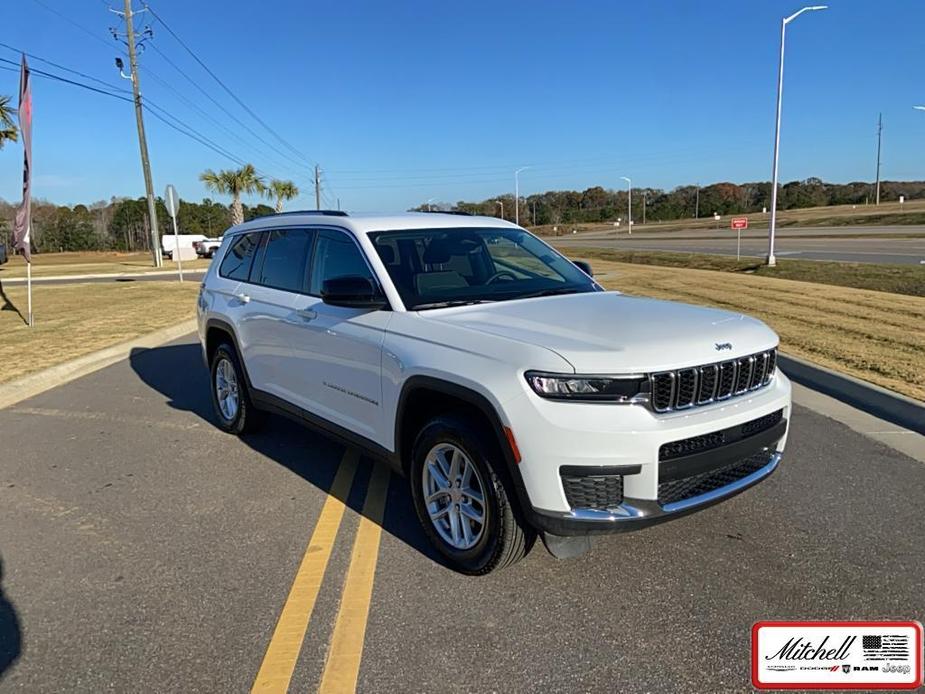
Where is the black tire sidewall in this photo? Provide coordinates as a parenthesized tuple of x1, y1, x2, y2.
(210, 343, 249, 434)
(410, 416, 509, 573)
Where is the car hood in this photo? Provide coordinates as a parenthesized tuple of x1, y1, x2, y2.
(419, 291, 778, 373)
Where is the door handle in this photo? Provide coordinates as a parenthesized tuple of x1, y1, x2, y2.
(296, 309, 317, 321)
(235, 292, 251, 304)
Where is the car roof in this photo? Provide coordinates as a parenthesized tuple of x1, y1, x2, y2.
(224, 211, 520, 237)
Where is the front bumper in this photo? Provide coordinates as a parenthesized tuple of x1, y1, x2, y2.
(530, 450, 782, 536)
(504, 370, 791, 527)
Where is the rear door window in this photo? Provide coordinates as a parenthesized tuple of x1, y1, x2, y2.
(218, 232, 261, 281)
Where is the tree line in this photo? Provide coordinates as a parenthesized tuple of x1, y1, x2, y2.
(2, 175, 924, 253)
(0, 164, 299, 254)
(422, 178, 925, 225)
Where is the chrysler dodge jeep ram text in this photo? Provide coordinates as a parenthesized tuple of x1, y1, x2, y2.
(197, 211, 791, 574)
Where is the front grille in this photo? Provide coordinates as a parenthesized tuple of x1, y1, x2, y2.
(650, 348, 777, 413)
(658, 409, 785, 461)
(657, 451, 773, 505)
(562, 473, 624, 511)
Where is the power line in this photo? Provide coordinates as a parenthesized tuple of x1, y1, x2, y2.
(144, 3, 313, 166)
(145, 41, 309, 171)
(0, 41, 131, 94)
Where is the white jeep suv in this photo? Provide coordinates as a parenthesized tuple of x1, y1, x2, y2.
(197, 211, 791, 574)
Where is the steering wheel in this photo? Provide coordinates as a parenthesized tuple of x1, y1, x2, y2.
(486, 270, 518, 284)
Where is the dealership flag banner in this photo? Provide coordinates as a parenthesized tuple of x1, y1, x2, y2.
(12, 54, 33, 325)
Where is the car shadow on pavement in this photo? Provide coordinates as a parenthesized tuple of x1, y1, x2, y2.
(128, 343, 445, 567)
(0, 555, 23, 681)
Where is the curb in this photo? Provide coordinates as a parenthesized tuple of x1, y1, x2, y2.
(779, 353, 924, 435)
(0, 319, 198, 410)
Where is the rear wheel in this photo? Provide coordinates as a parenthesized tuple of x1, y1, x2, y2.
(209, 342, 262, 435)
(410, 414, 531, 574)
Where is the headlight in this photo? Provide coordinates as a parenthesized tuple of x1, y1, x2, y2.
(525, 371, 646, 402)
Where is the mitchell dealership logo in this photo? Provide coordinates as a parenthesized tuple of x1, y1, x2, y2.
(714, 342, 733, 351)
(765, 635, 856, 662)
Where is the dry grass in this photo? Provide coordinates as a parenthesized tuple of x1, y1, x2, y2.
(572, 248, 925, 297)
(0, 251, 211, 279)
(589, 259, 925, 401)
(0, 281, 200, 384)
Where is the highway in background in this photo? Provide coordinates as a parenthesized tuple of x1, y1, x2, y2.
(552, 225, 925, 265)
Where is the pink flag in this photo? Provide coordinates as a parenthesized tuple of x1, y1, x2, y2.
(12, 54, 31, 262)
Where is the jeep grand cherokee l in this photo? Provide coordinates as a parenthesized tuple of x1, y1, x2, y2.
(197, 211, 791, 574)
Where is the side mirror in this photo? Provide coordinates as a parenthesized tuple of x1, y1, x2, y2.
(573, 260, 593, 277)
(321, 276, 388, 309)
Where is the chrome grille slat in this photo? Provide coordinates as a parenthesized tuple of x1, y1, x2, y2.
(648, 348, 778, 414)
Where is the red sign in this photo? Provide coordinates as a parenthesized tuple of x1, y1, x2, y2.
(731, 217, 748, 230)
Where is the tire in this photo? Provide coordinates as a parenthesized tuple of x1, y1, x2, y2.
(209, 342, 263, 435)
(410, 414, 532, 574)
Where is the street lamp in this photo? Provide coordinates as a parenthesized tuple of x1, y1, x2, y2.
(425, 197, 435, 211)
(766, 5, 828, 267)
(621, 176, 632, 235)
(514, 166, 530, 225)
(495, 200, 504, 219)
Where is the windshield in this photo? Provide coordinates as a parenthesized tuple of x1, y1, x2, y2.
(369, 227, 598, 310)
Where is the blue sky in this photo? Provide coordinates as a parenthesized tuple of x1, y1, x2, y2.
(1, 0, 924, 212)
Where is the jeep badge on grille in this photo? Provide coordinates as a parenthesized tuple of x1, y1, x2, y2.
(715, 342, 733, 351)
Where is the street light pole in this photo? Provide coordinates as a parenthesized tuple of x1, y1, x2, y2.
(766, 5, 828, 267)
(495, 200, 504, 219)
(621, 176, 632, 235)
(514, 166, 529, 225)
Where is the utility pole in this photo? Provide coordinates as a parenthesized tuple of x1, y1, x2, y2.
(875, 112, 882, 206)
(314, 164, 321, 210)
(621, 177, 632, 235)
(123, 0, 161, 267)
(642, 192, 646, 226)
(695, 183, 700, 219)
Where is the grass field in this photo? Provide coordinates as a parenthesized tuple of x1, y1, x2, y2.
(587, 259, 925, 401)
(0, 281, 200, 385)
(532, 198, 925, 236)
(569, 248, 925, 297)
(0, 251, 212, 279)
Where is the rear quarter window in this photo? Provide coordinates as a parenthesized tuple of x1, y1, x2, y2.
(219, 232, 261, 281)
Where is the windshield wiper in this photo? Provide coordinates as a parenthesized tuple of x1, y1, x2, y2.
(412, 299, 498, 311)
(517, 287, 586, 300)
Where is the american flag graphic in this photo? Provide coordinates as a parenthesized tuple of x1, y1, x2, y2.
(861, 634, 910, 661)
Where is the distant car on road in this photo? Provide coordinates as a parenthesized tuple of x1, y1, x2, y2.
(193, 238, 222, 259)
(197, 211, 791, 574)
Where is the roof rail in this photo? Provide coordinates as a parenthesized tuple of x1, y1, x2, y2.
(262, 210, 348, 218)
(419, 210, 472, 216)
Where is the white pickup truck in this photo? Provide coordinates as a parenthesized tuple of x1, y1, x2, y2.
(193, 238, 222, 259)
(197, 211, 791, 574)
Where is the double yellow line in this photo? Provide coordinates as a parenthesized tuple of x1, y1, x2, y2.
(251, 450, 391, 694)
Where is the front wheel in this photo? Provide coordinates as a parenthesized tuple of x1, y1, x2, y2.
(410, 415, 532, 574)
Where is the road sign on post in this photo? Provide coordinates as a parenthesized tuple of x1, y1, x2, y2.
(164, 184, 183, 282)
(731, 217, 748, 261)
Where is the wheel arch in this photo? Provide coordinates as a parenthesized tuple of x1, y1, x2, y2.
(395, 376, 532, 514)
(204, 318, 254, 389)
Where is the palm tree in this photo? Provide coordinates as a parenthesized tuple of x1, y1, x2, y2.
(267, 179, 300, 213)
(0, 95, 18, 150)
(199, 164, 264, 226)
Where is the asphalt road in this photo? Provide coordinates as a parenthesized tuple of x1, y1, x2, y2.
(553, 226, 925, 265)
(1, 335, 923, 692)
